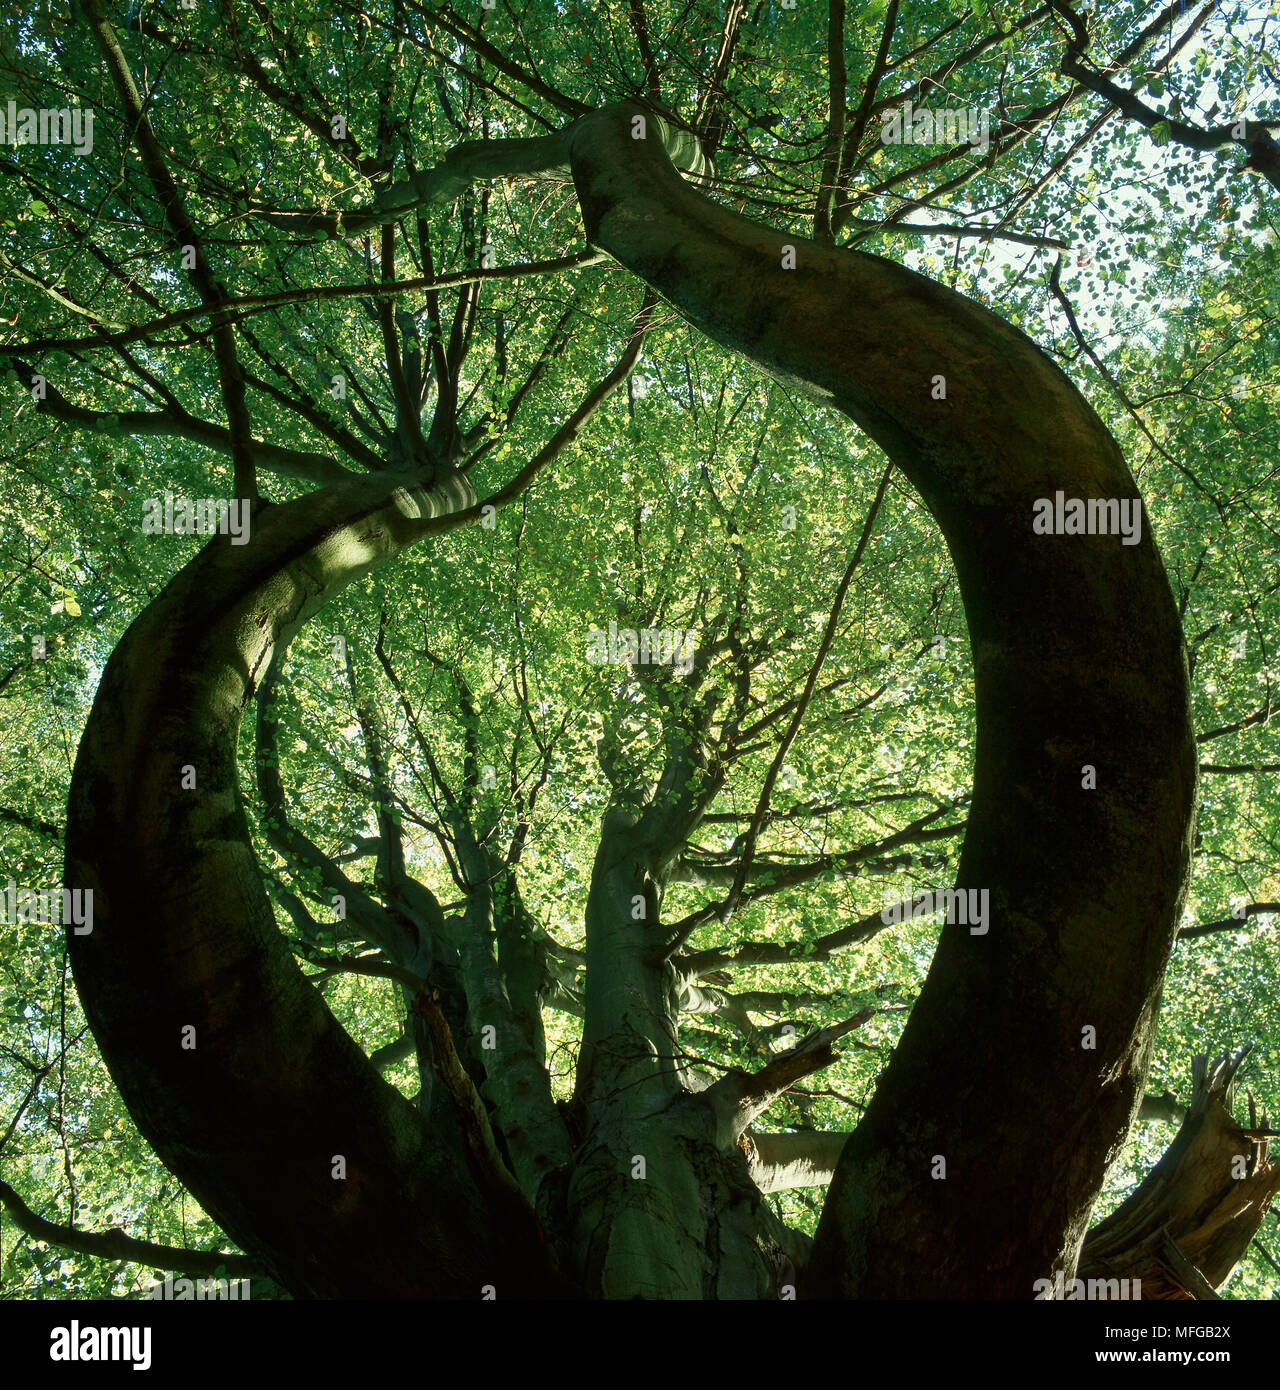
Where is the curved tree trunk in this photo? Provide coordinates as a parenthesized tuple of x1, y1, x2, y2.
(63, 471, 555, 1298)
(63, 100, 1197, 1300)
(561, 103, 1197, 1297)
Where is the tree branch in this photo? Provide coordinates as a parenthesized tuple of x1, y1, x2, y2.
(707, 1011, 874, 1140)
(744, 1128, 852, 1193)
(0, 1178, 260, 1278)
(1179, 902, 1278, 940)
(1051, 0, 1280, 190)
(81, 0, 258, 500)
(814, 0, 849, 243)
(826, 0, 897, 239)
(705, 460, 894, 939)
(11, 362, 355, 485)
(0, 806, 62, 840)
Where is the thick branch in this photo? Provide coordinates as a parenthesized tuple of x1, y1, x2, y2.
(561, 100, 1195, 1299)
(744, 1130, 852, 1194)
(0, 806, 63, 840)
(65, 463, 560, 1297)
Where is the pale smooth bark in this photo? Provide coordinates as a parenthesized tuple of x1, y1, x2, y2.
(747, 1131, 853, 1194)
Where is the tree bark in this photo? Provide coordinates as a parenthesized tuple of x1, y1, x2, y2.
(745, 1131, 852, 1194)
(63, 471, 556, 1297)
(1079, 1050, 1280, 1298)
(562, 102, 1197, 1297)
(61, 97, 1198, 1301)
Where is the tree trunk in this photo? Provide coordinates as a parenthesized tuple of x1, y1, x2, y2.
(566, 806, 782, 1297)
(63, 471, 555, 1297)
(562, 102, 1197, 1297)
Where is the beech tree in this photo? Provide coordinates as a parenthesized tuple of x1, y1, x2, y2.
(2, 0, 1279, 1300)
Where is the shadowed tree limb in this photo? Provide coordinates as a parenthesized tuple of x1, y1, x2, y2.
(1178, 902, 1279, 940)
(64, 461, 564, 1296)
(1051, 0, 1280, 191)
(0, 1178, 261, 1279)
(0, 806, 63, 840)
(9, 361, 356, 486)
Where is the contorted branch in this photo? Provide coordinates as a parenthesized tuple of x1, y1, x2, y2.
(65, 465, 559, 1297)
(561, 101, 1195, 1298)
